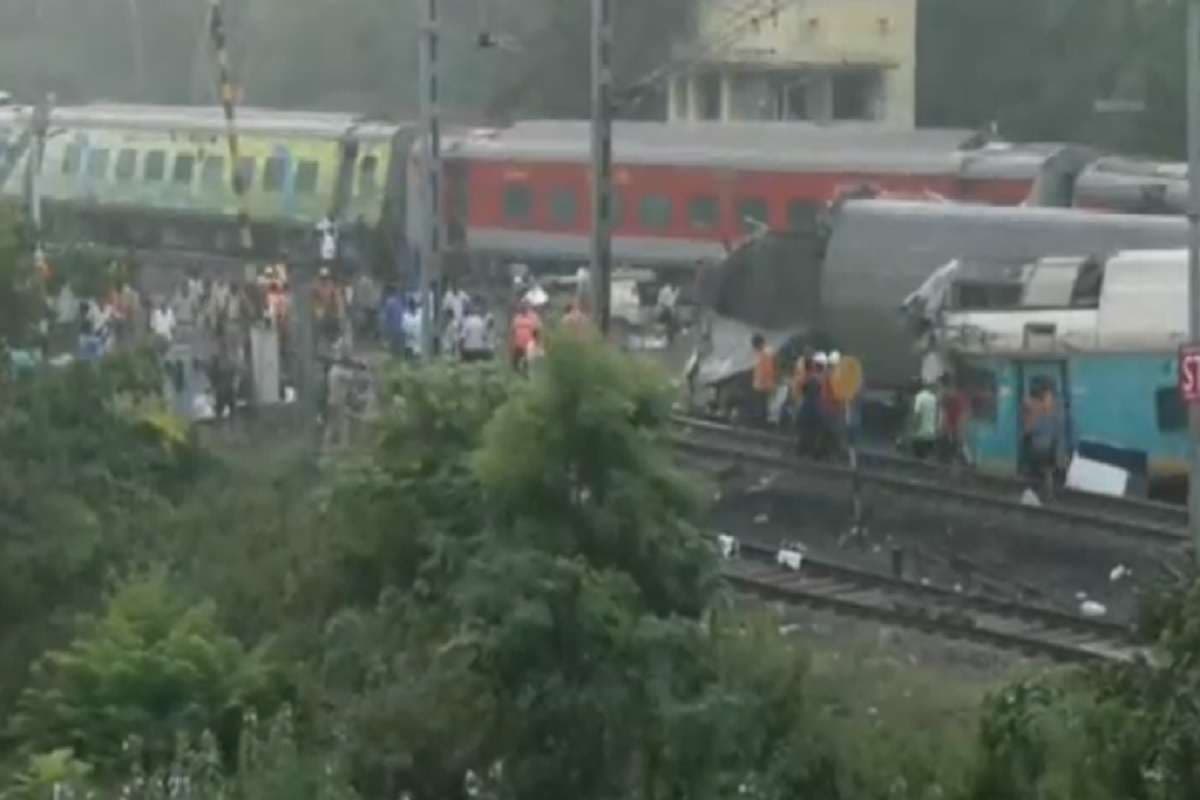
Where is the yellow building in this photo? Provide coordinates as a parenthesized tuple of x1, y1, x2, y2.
(667, 0, 917, 128)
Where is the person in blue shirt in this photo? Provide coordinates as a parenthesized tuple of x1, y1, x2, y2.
(381, 286, 407, 357)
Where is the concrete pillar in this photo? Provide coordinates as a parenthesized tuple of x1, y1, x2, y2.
(720, 70, 734, 121)
(686, 74, 701, 120)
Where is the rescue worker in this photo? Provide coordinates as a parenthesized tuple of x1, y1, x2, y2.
(382, 286, 408, 357)
(524, 328, 546, 373)
(1027, 383, 1060, 498)
(938, 373, 969, 465)
(401, 296, 423, 358)
(798, 353, 827, 457)
(563, 301, 590, 333)
(323, 340, 356, 450)
(749, 334, 777, 427)
(460, 301, 492, 362)
(312, 267, 344, 347)
(510, 300, 542, 371)
(656, 281, 679, 344)
(910, 378, 939, 460)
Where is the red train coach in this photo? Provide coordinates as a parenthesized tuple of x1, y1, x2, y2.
(419, 120, 1079, 272)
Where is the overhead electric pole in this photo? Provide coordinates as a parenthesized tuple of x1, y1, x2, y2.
(1188, 0, 1200, 565)
(590, 0, 614, 335)
(418, 0, 442, 358)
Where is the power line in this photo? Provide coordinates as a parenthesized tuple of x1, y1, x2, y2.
(207, 0, 252, 252)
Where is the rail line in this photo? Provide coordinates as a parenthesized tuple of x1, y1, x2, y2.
(672, 414, 1189, 547)
(721, 537, 1143, 663)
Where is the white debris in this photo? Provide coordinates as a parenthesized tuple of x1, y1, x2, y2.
(1080, 600, 1108, 618)
(954, 583, 963, 594)
(777, 548, 803, 571)
(717, 534, 740, 560)
(1020, 489, 1042, 507)
(713, 491, 723, 502)
(920, 578, 931, 586)
(1076, 591, 1089, 601)
(778, 624, 802, 635)
(1110, 564, 1131, 583)
(754, 513, 770, 525)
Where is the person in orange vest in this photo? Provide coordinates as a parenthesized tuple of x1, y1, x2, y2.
(750, 333, 777, 427)
(510, 300, 542, 370)
(312, 267, 344, 345)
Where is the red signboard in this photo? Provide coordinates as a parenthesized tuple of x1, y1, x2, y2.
(1180, 345, 1200, 404)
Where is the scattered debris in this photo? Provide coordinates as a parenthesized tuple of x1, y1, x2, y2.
(1020, 489, 1042, 507)
(1075, 591, 1089, 601)
(1110, 564, 1131, 583)
(1080, 600, 1108, 618)
(777, 547, 803, 571)
(717, 534, 740, 559)
(754, 513, 770, 525)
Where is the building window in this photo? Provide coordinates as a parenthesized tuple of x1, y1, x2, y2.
(1157, 387, 1187, 432)
(85, 149, 110, 180)
(263, 157, 287, 192)
(638, 194, 673, 230)
(833, 71, 877, 120)
(737, 197, 768, 233)
(672, 76, 690, 120)
(698, 73, 722, 120)
(688, 196, 719, 230)
(115, 149, 138, 182)
(782, 83, 809, 120)
(173, 154, 195, 185)
(202, 156, 225, 190)
(549, 187, 578, 227)
(62, 144, 82, 175)
(359, 155, 379, 194)
(236, 157, 255, 192)
(503, 184, 533, 222)
(296, 160, 320, 194)
(144, 150, 166, 182)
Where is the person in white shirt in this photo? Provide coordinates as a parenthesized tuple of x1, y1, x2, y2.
(316, 215, 339, 263)
(459, 303, 492, 362)
(151, 300, 176, 345)
(441, 281, 469, 325)
(401, 296, 423, 358)
(656, 282, 679, 343)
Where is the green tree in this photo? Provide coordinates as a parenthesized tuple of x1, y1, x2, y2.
(7, 570, 283, 773)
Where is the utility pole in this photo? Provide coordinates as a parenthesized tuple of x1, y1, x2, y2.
(1189, 0, 1200, 566)
(418, 0, 442, 358)
(1185, 0, 1195, 563)
(590, 0, 614, 335)
(28, 94, 52, 268)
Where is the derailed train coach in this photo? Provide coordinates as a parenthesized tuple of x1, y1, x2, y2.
(0, 103, 419, 272)
(697, 200, 1189, 396)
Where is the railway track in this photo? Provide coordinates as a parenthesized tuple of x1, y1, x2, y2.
(672, 414, 1189, 547)
(720, 537, 1143, 663)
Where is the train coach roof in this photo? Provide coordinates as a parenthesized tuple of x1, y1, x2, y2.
(0, 103, 411, 139)
(444, 119, 1038, 173)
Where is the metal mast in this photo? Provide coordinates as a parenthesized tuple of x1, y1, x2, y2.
(1187, 0, 1200, 564)
(418, 0, 443, 357)
(590, 0, 614, 334)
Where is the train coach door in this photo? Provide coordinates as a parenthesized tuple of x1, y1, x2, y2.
(1016, 359, 1071, 468)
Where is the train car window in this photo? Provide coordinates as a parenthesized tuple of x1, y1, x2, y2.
(688, 196, 719, 230)
(359, 155, 379, 194)
(503, 184, 533, 222)
(296, 160, 320, 194)
(263, 157, 287, 192)
(549, 187, 578, 227)
(236, 157, 256, 191)
(62, 144, 82, 175)
(85, 149, 110, 180)
(958, 363, 998, 424)
(787, 201, 819, 235)
(1156, 388, 1187, 432)
(144, 150, 166, 182)
(115, 149, 138, 182)
(737, 198, 768, 233)
(173, 155, 195, 185)
(202, 156, 225, 190)
(638, 194, 673, 230)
